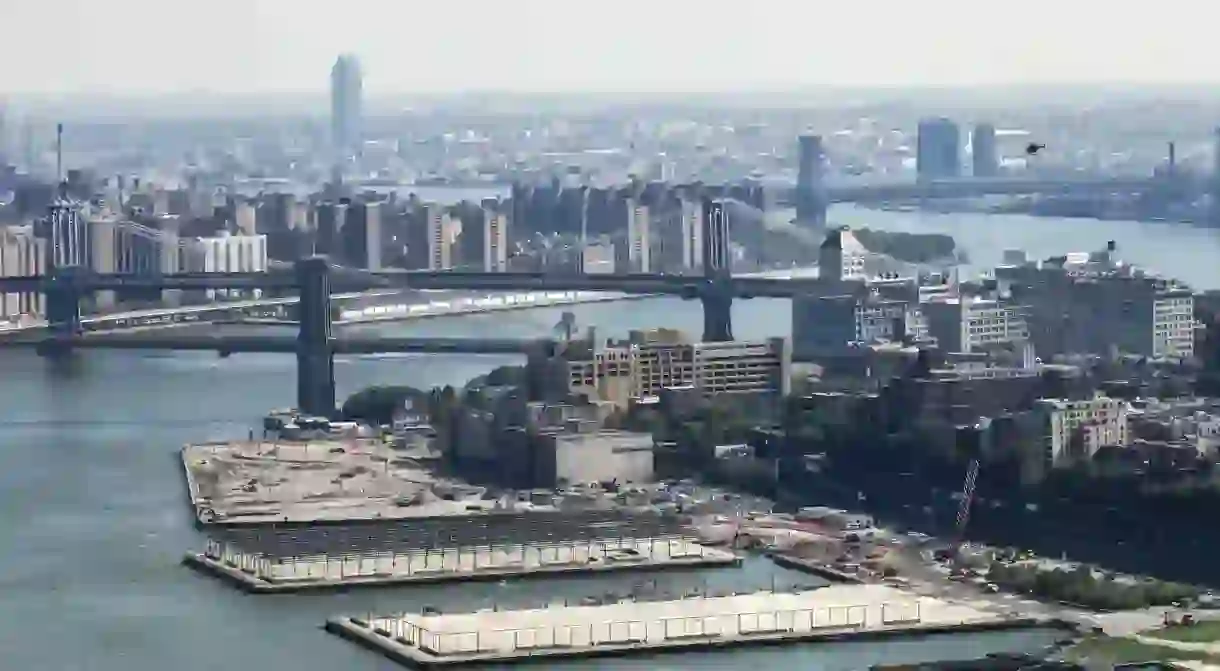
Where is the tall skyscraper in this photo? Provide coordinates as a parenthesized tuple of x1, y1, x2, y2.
(796, 134, 827, 225)
(971, 123, 999, 178)
(330, 54, 363, 158)
(916, 118, 962, 180)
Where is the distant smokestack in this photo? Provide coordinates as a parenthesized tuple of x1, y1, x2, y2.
(1168, 141, 1177, 174)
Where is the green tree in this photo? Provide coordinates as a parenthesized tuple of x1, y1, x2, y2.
(342, 385, 428, 424)
(484, 365, 526, 387)
(623, 407, 666, 435)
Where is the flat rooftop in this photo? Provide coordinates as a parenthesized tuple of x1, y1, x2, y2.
(208, 507, 688, 558)
(189, 537, 737, 592)
(329, 583, 1015, 666)
(183, 439, 539, 524)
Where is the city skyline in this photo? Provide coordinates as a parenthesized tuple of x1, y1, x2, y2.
(0, 0, 1216, 95)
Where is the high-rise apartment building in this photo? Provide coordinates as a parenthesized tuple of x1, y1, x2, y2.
(343, 200, 382, 270)
(0, 225, 45, 319)
(916, 118, 962, 180)
(314, 200, 347, 257)
(423, 203, 451, 271)
(796, 134, 827, 225)
(330, 54, 363, 158)
(971, 123, 999, 178)
(625, 198, 650, 273)
(679, 196, 704, 272)
(87, 215, 119, 309)
(482, 198, 508, 272)
(184, 232, 268, 300)
(234, 199, 257, 236)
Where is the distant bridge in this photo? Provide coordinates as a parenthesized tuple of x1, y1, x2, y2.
(774, 175, 1158, 207)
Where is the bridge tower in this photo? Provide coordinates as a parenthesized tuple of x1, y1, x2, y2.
(796, 134, 828, 226)
(35, 198, 88, 356)
(295, 257, 336, 416)
(700, 198, 734, 342)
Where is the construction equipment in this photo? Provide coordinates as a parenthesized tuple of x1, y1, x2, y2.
(1164, 609, 1196, 627)
(945, 458, 980, 564)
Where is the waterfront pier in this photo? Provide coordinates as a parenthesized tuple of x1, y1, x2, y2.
(324, 583, 1040, 668)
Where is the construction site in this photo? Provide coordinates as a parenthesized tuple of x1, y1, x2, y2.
(181, 438, 485, 525)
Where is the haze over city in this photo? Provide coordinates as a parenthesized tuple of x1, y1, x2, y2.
(2, 0, 1218, 95)
(8, 3, 1220, 670)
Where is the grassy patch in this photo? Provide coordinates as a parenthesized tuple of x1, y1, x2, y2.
(1064, 635, 1220, 665)
(1145, 620, 1220, 643)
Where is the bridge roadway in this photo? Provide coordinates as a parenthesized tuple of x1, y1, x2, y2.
(4, 332, 549, 355)
(778, 174, 1157, 205)
(0, 267, 820, 334)
(0, 269, 821, 296)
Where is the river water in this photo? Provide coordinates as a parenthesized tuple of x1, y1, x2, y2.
(5, 205, 1219, 670)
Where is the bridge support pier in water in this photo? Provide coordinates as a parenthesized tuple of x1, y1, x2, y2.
(699, 282, 734, 343)
(37, 266, 84, 358)
(295, 257, 336, 417)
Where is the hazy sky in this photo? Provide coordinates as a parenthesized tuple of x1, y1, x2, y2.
(1, 0, 1214, 94)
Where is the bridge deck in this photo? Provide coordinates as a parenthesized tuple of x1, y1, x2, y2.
(7, 333, 548, 354)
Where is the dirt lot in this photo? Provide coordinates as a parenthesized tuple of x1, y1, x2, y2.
(184, 439, 495, 523)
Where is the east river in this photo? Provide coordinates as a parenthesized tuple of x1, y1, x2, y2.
(5, 205, 1220, 670)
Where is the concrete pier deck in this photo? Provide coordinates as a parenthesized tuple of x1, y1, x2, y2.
(325, 583, 1049, 668)
(184, 537, 740, 593)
